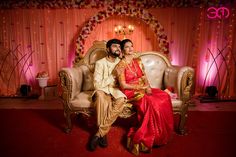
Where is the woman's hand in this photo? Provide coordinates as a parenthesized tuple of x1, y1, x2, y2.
(135, 85, 148, 90)
(136, 83, 152, 95)
(135, 85, 152, 95)
(145, 87, 152, 95)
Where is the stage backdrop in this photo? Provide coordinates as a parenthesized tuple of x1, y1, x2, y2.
(0, 7, 235, 98)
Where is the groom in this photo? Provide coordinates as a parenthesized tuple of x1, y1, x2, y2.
(89, 39, 126, 151)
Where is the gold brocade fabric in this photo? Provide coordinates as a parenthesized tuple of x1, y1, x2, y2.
(127, 137, 151, 156)
(127, 92, 145, 103)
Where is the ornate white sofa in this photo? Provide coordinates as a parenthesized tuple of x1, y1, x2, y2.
(59, 41, 194, 135)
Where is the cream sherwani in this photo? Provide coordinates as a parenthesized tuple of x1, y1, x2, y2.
(93, 57, 126, 137)
(93, 57, 126, 99)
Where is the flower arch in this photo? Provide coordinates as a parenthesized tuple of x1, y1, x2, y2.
(75, 5, 169, 61)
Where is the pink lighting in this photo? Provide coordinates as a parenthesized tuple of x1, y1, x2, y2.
(169, 50, 178, 65)
(0, 6, 235, 98)
(68, 49, 75, 67)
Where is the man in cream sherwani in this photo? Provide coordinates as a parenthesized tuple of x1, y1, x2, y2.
(89, 39, 126, 151)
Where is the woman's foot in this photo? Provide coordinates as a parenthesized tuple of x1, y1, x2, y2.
(140, 142, 151, 153)
(127, 138, 139, 156)
(131, 144, 139, 156)
(127, 137, 131, 149)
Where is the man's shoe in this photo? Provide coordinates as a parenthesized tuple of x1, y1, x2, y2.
(99, 135, 108, 148)
(89, 135, 100, 151)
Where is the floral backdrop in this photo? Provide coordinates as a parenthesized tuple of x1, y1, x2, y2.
(76, 5, 169, 62)
(0, 1, 236, 99)
(1, 0, 234, 9)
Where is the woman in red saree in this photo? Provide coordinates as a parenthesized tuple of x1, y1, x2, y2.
(115, 39, 174, 155)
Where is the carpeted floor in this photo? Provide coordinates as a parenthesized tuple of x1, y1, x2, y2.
(0, 109, 236, 157)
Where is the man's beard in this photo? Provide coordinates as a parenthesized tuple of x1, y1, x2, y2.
(108, 49, 120, 58)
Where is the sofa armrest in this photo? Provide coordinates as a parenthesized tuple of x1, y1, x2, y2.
(58, 67, 83, 102)
(177, 66, 194, 101)
(164, 66, 194, 100)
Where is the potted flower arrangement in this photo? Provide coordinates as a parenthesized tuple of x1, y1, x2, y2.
(36, 71, 49, 87)
(36, 71, 49, 100)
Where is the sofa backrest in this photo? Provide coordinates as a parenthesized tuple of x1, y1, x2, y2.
(77, 41, 172, 91)
(138, 52, 171, 89)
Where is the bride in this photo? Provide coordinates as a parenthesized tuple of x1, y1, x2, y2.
(115, 39, 174, 155)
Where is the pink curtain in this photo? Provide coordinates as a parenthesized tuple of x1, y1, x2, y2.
(0, 8, 235, 98)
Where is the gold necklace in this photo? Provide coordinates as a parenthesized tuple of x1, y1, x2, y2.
(124, 58, 138, 77)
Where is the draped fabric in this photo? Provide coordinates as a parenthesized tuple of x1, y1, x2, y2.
(120, 59, 174, 149)
(0, 8, 235, 98)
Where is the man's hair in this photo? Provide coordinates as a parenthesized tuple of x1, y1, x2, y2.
(106, 39, 121, 48)
(121, 39, 132, 50)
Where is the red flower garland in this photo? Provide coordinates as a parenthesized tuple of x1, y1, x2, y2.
(76, 5, 169, 58)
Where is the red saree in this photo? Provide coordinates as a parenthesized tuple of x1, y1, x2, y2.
(121, 58, 174, 151)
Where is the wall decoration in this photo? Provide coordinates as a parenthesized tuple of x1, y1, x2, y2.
(0, 0, 233, 9)
(75, 5, 169, 64)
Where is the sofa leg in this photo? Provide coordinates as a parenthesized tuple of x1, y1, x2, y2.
(177, 113, 187, 135)
(64, 110, 72, 134)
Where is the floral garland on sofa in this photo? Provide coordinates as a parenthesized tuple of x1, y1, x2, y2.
(76, 5, 169, 61)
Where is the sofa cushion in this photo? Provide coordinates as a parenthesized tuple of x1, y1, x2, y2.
(80, 65, 95, 91)
(171, 99, 182, 109)
(70, 91, 181, 111)
(70, 91, 94, 109)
